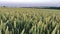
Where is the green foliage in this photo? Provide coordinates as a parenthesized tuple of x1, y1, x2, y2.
(0, 8, 60, 34)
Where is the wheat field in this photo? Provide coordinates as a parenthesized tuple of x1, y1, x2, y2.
(0, 7, 60, 34)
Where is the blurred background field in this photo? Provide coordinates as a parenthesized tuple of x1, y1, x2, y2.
(0, 7, 60, 34)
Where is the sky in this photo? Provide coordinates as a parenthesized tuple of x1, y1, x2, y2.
(0, 0, 60, 3)
(0, 0, 60, 7)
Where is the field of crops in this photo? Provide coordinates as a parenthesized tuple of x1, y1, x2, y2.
(0, 7, 60, 34)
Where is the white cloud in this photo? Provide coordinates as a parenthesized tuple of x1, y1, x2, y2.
(0, 0, 60, 3)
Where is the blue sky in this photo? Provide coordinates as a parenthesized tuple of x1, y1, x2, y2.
(0, 0, 60, 7)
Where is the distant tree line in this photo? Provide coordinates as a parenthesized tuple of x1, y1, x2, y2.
(43, 7, 60, 9)
(2, 6, 60, 9)
(23, 7, 60, 9)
